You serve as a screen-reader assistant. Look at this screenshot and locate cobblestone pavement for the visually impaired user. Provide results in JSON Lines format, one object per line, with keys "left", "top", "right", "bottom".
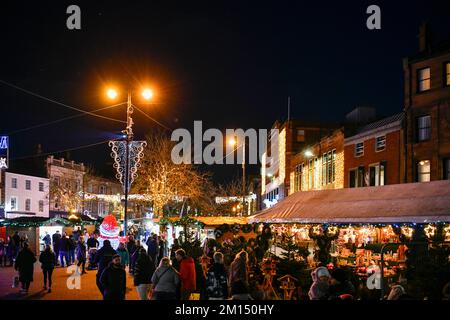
{"left": 0, "top": 262, "right": 139, "bottom": 300}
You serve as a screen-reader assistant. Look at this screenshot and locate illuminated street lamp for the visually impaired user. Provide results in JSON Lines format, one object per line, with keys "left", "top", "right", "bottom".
{"left": 107, "top": 87, "right": 152, "bottom": 236}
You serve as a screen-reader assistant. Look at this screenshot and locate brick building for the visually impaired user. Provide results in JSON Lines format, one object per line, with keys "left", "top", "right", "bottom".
{"left": 260, "top": 119, "right": 337, "bottom": 208}
{"left": 404, "top": 24, "right": 450, "bottom": 182}
{"left": 289, "top": 128, "right": 345, "bottom": 194}
{"left": 344, "top": 113, "right": 404, "bottom": 188}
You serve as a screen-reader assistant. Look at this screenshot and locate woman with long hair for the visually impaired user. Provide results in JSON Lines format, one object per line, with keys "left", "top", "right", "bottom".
{"left": 39, "top": 244, "right": 56, "bottom": 292}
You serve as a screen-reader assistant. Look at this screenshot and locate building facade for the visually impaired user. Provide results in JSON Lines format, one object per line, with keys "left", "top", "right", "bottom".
{"left": 83, "top": 175, "right": 122, "bottom": 218}
{"left": 46, "top": 156, "right": 85, "bottom": 215}
{"left": 344, "top": 113, "right": 404, "bottom": 188}
{"left": 261, "top": 119, "right": 338, "bottom": 208}
{"left": 404, "top": 25, "right": 450, "bottom": 183}
{"left": 289, "top": 128, "right": 345, "bottom": 195}
{"left": 4, "top": 172, "right": 49, "bottom": 219}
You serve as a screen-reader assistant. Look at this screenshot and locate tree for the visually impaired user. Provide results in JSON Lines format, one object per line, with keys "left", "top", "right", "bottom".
{"left": 133, "top": 132, "right": 215, "bottom": 218}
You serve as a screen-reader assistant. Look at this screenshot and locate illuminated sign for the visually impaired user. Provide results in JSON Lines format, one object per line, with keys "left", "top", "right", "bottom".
{"left": 0, "top": 136, "right": 8, "bottom": 169}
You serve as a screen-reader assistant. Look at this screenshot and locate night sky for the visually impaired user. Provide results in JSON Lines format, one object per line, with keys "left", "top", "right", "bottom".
{"left": 1, "top": 0, "right": 450, "bottom": 183}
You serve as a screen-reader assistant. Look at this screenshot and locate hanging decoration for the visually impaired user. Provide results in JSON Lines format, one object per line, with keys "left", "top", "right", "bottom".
{"left": 424, "top": 224, "right": 437, "bottom": 239}
{"left": 381, "top": 225, "right": 395, "bottom": 238}
{"left": 444, "top": 225, "right": 450, "bottom": 241}
{"left": 311, "top": 225, "right": 323, "bottom": 237}
{"left": 109, "top": 140, "right": 147, "bottom": 193}
{"left": 401, "top": 226, "right": 414, "bottom": 239}
{"left": 326, "top": 225, "right": 339, "bottom": 237}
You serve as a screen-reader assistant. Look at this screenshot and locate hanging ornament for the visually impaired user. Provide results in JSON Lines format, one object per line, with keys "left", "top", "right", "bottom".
{"left": 382, "top": 225, "right": 395, "bottom": 238}
{"left": 400, "top": 226, "right": 414, "bottom": 239}
{"left": 424, "top": 224, "right": 437, "bottom": 239}
{"left": 444, "top": 225, "right": 450, "bottom": 240}
{"left": 326, "top": 226, "right": 339, "bottom": 237}
{"left": 312, "top": 225, "right": 323, "bottom": 236}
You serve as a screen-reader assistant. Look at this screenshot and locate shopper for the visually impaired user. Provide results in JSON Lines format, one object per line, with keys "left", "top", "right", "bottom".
{"left": 39, "top": 244, "right": 56, "bottom": 292}
{"left": 12, "top": 231, "right": 21, "bottom": 258}
{"left": 0, "top": 238, "right": 6, "bottom": 267}
{"left": 133, "top": 248, "right": 155, "bottom": 300}
{"left": 14, "top": 243, "right": 36, "bottom": 293}
{"left": 52, "top": 231, "right": 61, "bottom": 266}
{"left": 146, "top": 234, "right": 159, "bottom": 267}
{"left": 130, "top": 240, "right": 143, "bottom": 275}
{"left": 151, "top": 257, "right": 180, "bottom": 300}
{"left": 68, "top": 235, "right": 76, "bottom": 265}
{"left": 228, "top": 250, "right": 249, "bottom": 286}
{"left": 175, "top": 249, "right": 196, "bottom": 300}
{"left": 308, "top": 266, "right": 331, "bottom": 300}
{"left": 205, "top": 252, "right": 228, "bottom": 300}
{"left": 99, "top": 254, "right": 126, "bottom": 300}
{"left": 94, "top": 240, "right": 117, "bottom": 294}
{"left": 328, "top": 268, "right": 356, "bottom": 300}
{"left": 58, "top": 233, "right": 70, "bottom": 267}
{"left": 76, "top": 238, "right": 87, "bottom": 274}
{"left": 229, "top": 280, "right": 253, "bottom": 300}
{"left": 116, "top": 242, "right": 130, "bottom": 270}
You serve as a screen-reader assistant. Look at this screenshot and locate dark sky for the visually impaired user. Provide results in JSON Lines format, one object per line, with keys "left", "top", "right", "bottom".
{"left": 1, "top": 0, "right": 450, "bottom": 183}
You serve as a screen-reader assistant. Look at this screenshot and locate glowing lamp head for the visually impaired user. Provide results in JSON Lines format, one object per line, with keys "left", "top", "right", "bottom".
{"left": 304, "top": 150, "right": 314, "bottom": 158}
{"left": 142, "top": 88, "right": 153, "bottom": 100}
{"left": 107, "top": 88, "right": 118, "bottom": 100}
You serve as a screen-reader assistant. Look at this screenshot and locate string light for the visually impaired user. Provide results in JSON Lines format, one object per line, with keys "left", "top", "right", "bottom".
{"left": 327, "top": 226, "right": 338, "bottom": 236}
{"left": 444, "top": 225, "right": 450, "bottom": 240}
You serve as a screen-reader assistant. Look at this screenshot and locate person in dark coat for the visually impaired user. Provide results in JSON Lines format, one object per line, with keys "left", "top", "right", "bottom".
{"left": 68, "top": 235, "right": 76, "bottom": 265}
{"left": 146, "top": 234, "right": 159, "bottom": 267}
{"left": 133, "top": 248, "right": 156, "bottom": 300}
{"left": 205, "top": 252, "right": 228, "bottom": 300}
{"left": 12, "top": 231, "right": 21, "bottom": 258}
{"left": 130, "top": 240, "right": 143, "bottom": 275}
{"left": 328, "top": 268, "right": 356, "bottom": 300}
{"left": 99, "top": 254, "right": 126, "bottom": 300}
{"left": 76, "top": 238, "right": 87, "bottom": 274}
{"left": 39, "top": 244, "right": 56, "bottom": 292}
{"left": 58, "top": 233, "right": 70, "bottom": 267}
{"left": 14, "top": 243, "right": 36, "bottom": 293}
{"left": 52, "top": 231, "right": 61, "bottom": 265}
{"left": 94, "top": 240, "right": 117, "bottom": 294}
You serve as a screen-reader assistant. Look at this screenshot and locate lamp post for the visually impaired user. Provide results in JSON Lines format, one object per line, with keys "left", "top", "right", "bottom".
{"left": 108, "top": 87, "right": 152, "bottom": 236}
{"left": 229, "top": 137, "right": 246, "bottom": 216}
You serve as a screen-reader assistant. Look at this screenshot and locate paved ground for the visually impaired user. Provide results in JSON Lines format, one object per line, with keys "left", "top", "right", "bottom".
{"left": 0, "top": 262, "right": 139, "bottom": 300}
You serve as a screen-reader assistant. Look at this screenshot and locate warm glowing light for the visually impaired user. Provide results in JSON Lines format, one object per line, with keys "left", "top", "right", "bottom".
{"left": 142, "top": 88, "right": 153, "bottom": 100}
{"left": 228, "top": 138, "right": 237, "bottom": 147}
{"left": 312, "top": 225, "right": 322, "bottom": 236}
{"left": 107, "top": 88, "right": 118, "bottom": 99}
{"left": 327, "top": 226, "right": 338, "bottom": 236}
{"left": 401, "top": 226, "right": 414, "bottom": 239}
{"left": 304, "top": 150, "right": 314, "bottom": 157}
{"left": 444, "top": 225, "right": 450, "bottom": 240}
{"left": 382, "top": 225, "right": 395, "bottom": 238}
{"left": 424, "top": 224, "right": 436, "bottom": 238}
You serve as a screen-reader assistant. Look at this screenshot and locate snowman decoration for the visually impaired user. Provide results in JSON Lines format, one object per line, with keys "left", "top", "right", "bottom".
{"left": 98, "top": 214, "right": 122, "bottom": 249}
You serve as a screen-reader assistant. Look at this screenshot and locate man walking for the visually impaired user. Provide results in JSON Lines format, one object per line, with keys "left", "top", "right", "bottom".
{"left": 99, "top": 254, "right": 126, "bottom": 300}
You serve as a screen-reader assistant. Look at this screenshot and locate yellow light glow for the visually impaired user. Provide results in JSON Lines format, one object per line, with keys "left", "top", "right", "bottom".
{"left": 107, "top": 88, "right": 118, "bottom": 99}
{"left": 142, "top": 88, "right": 153, "bottom": 100}
{"left": 228, "top": 138, "right": 237, "bottom": 147}
{"left": 424, "top": 224, "right": 436, "bottom": 238}
{"left": 401, "top": 226, "right": 414, "bottom": 239}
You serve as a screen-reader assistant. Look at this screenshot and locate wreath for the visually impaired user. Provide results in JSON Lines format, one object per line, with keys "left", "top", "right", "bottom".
{"left": 241, "top": 224, "right": 253, "bottom": 233}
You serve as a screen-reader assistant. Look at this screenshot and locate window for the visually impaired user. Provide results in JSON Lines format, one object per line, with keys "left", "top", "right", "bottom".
{"left": 39, "top": 182, "right": 44, "bottom": 192}
{"left": 375, "top": 136, "right": 386, "bottom": 152}
{"left": 369, "top": 162, "right": 386, "bottom": 186}
{"left": 322, "top": 150, "right": 336, "bottom": 185}
{"left": 99, "top": 202, "right": 105, "bottom": 216}
{"left": 445, "top": 63, "right": 450, "bottom": 86}
{"left": 88, "top": 184, "right": 93, "bottom": 193}
{"left": 39, "top": 200, "right": 44, "bottom": 212}
{"left": 349, "top": 167, "right": 365, "bottom": 188}
{"left": 308, "top": 159, "right": 313, "bottom": 190}
{"left": 54, "top": 177, "right": 60, "bottom": 186}
{"left": 25, "top": 180, "right": 31, "bottom": 190}
{"left": 296, "top": 129, "right": 305, "bottom": 142}
{"left": 25, "top": 199, "right": 31, "bottom": 211}
{"left": 99, "top": 185, "right": 107, "bottom": 194}
{"left": 10, "top": 197, "right": 17, "bottom": 210}
{"left": 444, "top": 158, "right": 450, "bottom": 180}
{"left": 11, "top": 178, "right": 17, "bottom": 188}
{"left": 294, "top": 164, "right": 304, "bottom": 192}
{"left": 355, "top": 142, "right": 364, "bottom": 157}
{"left": 417, "top": 67, "right": 431, "bottom": 92}
{"left": 417, "top": 115, "right": 431, "bottom": 142}
{"left": 314, "top": 157, "right": 320, "bottom": 189}
{"left": 417, "top": 160, "right": 431, "bottom": 182}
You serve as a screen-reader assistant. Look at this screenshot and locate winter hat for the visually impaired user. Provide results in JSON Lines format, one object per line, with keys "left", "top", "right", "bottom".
{"left": 316, "top": 267, "right": 331, "bottom": 279}
{"left": 112, "top": 254, "right": 120, "bottom": 260}
{"left": 331, "top": 268, "right": 347, "bottom": 283}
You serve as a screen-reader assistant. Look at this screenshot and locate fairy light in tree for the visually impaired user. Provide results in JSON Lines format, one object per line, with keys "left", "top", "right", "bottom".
{"left": 382, "top": 225, "right": 395, "bottom": 238}
{"left": 424, "top": 224, "right": 437, "bottom": 239}
{"left": 401, "top": 226, "right": 414, "bottom": 239}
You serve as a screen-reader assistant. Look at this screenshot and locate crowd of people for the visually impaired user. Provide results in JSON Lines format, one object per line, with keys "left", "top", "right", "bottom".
{"left": 3, "top": 229, "right": 449, "bottom": 300}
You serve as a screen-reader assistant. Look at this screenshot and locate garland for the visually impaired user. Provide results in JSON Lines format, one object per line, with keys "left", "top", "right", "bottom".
{"left": 173, "top": 216, "right": 205, "bottom": 229}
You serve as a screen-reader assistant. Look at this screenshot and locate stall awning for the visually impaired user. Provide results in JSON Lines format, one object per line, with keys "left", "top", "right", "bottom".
{"left": 153, "top": 216, "right": 249, "bottom": 226}
{"left": 249, "top": 180, "right": 450, "bottom": 224}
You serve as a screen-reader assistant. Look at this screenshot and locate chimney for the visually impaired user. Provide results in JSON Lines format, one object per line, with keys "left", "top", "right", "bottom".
{"left": 418, "top": 22, "right": 431, "bottom": 52}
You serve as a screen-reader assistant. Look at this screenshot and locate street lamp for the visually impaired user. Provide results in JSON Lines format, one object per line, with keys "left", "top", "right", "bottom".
{"left": 107, "top": 87, "right": 152, "bottom": 236}
{"left": 229, "top": 137, "right": 246, "bottom": 216}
